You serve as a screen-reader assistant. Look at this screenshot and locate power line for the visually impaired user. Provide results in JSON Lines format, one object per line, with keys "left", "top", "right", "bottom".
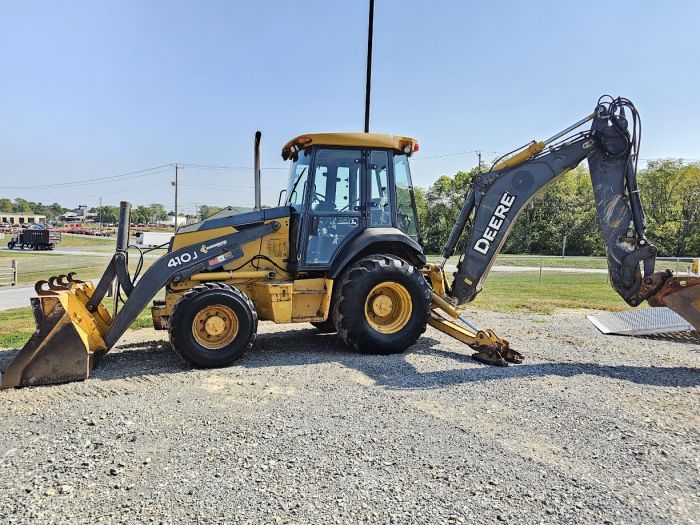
{"left": 179, "top": 183, "right": 255, "bottom": 192}
{"left": 181, "top": 164, "right": 286, "bottom": 171}
{"left": 0, "top": 164, "right": 173, "bottom": 190}
{"left": 412, "top": 150, "right": 505, "bottom": 161}
{"left": 72, "top": 182, "right": 170, "bottom": 200}
{"left": 179, "top": 179, "right": 255, "bottom": 190}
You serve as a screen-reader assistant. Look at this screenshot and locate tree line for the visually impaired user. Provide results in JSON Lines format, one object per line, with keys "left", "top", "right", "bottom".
{"left": 0, "top": 199, "right": 172, "bottom": 225}
{"left": 0, "top": 198, "right": 66, "bottom": 219}
{"left": 3, "top": 159, "right": 698, "bottom": 256}
{"left": 415, "top": 159, "right": 700, "bottom": 257}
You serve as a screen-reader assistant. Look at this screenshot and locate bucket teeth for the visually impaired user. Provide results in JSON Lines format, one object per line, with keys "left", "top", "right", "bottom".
{"left": 34, "top": 280, "right": 57, "bottom": 296}
{"left": 1, "top": 277, "right": 113, "bottom": 389}
{"left": 48, "top": 275, "right": 69, "bottom": 291}
{"left": 66, "top": 272, "right": 84, "bottom": 285}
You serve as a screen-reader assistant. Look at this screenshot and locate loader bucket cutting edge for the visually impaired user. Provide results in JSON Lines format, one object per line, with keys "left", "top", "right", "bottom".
{"left": 1, "top": 281, "right": 113, "bottom": 389}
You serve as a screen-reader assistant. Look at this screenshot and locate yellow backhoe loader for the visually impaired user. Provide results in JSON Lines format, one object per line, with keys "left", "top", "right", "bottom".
{"left": 2, "top": 95, "right": 699, "bottom": 388}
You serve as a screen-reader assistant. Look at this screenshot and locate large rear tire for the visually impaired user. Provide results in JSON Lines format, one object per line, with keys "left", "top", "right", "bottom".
{"left": 168, "top": 283, "right": 257, "bottom": 368}
{"left": 335, "top": 255, "right": 430, "bottom": 355}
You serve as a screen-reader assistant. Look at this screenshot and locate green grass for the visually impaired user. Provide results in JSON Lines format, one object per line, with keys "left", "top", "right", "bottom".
{"left": 58, "top": 234, "right": 116, "bottom": 248}
{"left": 469, "top": 272, "right": 629, "bottom": 314}
{"left": 0, "top": 307, "right": 38, "bottom": 348}
{"left": 0, "top": 298, "right": 155, "bottom": 349}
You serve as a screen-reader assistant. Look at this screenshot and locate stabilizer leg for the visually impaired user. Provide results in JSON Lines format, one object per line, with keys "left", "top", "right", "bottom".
{"left": 428, "top": 309, "right": 524, "bottom": 366}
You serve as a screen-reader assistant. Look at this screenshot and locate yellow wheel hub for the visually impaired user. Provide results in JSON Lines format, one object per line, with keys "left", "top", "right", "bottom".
{"left": 364, "top": 282, "right": 412, "bottom": 334}
{"left": 192, "top": 305, "right": 239, "bottom": 350}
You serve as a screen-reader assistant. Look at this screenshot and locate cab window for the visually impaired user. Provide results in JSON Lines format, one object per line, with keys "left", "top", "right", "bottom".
{"left": 286, "top": 148, "right": 312, "bottom": 208}
{"left": 369, "top": 150, "right": 390, "bottom": 226}
{"left": 305, "top": 148, "right": 363, "bottom": 265}
{"left": 393, "top": 153, "right": 420, "bottom": 242}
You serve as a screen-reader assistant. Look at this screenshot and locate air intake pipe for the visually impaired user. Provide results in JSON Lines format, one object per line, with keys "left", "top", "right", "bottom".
{"left": 254, "top": 131, "right": 262, "bottom": 211}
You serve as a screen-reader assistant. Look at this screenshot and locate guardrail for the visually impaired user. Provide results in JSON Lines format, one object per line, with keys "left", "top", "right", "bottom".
{"left": 0, "top": 259, "right": 17, "bottom": 286}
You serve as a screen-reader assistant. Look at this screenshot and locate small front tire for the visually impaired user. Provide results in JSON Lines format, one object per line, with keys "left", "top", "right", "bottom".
{"left": 168, "top": 283, "right": 257, "bottom": 368}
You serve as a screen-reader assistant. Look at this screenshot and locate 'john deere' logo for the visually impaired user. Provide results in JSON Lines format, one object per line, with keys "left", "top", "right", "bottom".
{"left": 473, "top": 192, "right": 516, "bottom": 255}
{"left": 200, "top": 244, "right": 209, "bottom": 254}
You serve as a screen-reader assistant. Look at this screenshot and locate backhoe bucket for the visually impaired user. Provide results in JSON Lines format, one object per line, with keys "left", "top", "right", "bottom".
{"left": 649, "top": 276, "right": 700, "bottom": 333}
{"left": 0, "top": 277, "right": 112, "bottom": 389}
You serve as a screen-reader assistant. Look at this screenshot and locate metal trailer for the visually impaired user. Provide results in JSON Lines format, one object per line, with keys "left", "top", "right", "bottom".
{"left": 7, "top": 229, "right": 61, "bottom": 250}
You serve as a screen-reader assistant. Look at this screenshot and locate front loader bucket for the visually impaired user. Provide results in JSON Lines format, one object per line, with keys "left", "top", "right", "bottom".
{"left": 649, "top": 276, "right": 700, "bottom": 333}
{"left": 1, "top": 279, "right": 112, "bottom": 389}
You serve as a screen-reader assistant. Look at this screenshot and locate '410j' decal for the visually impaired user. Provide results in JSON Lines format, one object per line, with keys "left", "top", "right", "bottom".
{"left": 167, "top": 251, "right": 199, "bottom": 268}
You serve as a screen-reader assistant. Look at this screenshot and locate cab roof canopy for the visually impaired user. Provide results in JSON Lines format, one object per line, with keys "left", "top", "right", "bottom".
{"left": 282, "top": 132, "right": 418, "bottom": 160}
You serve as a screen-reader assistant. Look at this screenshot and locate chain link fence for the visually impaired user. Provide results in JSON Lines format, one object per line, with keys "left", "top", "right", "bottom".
{"left": 2, "top": 252, "right": 698, "bottom": 287}
{"left": 489, "top": 255, "right": 699, "bottom": 282}
{"left": 0, "top": 253, "right": 154, "bottom": 285}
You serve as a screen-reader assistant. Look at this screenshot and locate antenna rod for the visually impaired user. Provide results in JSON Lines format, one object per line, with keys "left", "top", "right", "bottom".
{"left": 364, "top": 0, "right": 374, "bottom": 133}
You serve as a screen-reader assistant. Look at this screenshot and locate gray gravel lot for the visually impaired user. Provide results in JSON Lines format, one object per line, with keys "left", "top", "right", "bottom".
{"left": 0, "top": 309, "right": 698, "bottom": 524}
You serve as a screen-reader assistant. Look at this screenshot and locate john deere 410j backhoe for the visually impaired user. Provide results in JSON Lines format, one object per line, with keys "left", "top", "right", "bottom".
{"left": 2, "top": 95, "right": 699, "bottom": 388}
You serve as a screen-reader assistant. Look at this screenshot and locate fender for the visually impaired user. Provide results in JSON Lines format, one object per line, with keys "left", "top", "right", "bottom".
{"left": 329, "top": 227, "right": 425, "bottom": 278}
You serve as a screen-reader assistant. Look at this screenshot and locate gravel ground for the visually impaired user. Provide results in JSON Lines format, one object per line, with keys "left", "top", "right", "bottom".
{"left": 0, "top": 309, "right": 698, "bottom": 524}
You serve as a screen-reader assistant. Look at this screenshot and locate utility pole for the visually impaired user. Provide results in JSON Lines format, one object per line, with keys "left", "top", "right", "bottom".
{"left": 98, "top": 196, "right": 102, "bottom": 231}
{"left": 172, "top": 164, "right": 180, "bottom": 230}
{"left": 364, "top": 0, "right": 374, "bottom": 133}
{"left": 476, "top": 150, "right": 482, "bottom": 172}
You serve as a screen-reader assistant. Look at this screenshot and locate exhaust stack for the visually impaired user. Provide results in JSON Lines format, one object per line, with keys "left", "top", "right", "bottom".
{"left": 254, "top": 131, "right": 261, "bottom": 211}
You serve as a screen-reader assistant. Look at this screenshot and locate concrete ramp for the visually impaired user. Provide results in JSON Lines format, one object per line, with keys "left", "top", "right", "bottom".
{"left": 588, "top": 307, "right": 694, "bottom": 336}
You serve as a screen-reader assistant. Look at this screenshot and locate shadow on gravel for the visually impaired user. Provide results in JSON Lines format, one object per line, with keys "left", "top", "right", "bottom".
{"left": 92, "top": 340, "right": 183, "bottom": 380}
{"left": 406, "top": 347, "right": 700, "bottom": 389}
{"left": 640, "top": 331, "right": 700, "bottom": 348}
{"left": 248, "top": 329, "right": 700, "bottom": 390}
{"left": 4, "top": 326, "right": 698, "bottom": 390}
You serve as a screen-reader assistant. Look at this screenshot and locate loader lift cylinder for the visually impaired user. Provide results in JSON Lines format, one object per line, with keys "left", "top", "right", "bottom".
{"left": 113, "top": 201, "right": 131, "bottom": 318}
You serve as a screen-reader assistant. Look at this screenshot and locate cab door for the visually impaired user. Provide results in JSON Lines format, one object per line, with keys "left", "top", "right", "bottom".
{"left": 301, "top": 147, "right": 365, "bottom": 268}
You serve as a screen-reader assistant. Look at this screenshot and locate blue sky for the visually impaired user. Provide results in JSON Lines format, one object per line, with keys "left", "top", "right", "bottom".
{"left": 1, "top": 0, "right": 698, "bottom": 213}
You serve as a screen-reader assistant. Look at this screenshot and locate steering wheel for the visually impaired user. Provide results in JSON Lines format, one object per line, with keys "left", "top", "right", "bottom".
{"left": 313, "top": 192, "right": 326, "bottom": 203}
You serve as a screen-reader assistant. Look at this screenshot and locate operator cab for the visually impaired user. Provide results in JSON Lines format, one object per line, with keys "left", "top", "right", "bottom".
{"left": 281, "top": 133, "right": 421, "bottom": 271}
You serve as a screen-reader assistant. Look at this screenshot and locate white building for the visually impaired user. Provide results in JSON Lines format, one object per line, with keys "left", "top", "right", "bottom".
{"left": 0, "top": 213, "right": 46, "bottom": 225}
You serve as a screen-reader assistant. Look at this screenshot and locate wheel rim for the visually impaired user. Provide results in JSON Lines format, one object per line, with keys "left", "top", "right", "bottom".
{"left": 364, "top": 281, "right": 412, "bottom": 334}
{"left": 192, "top": 304, "right": 239, "bottom": 350}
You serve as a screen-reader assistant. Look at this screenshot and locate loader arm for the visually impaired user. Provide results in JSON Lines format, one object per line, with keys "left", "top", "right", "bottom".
{"left": 1, "top": 203, "right": 282, "bottom": 389}
{"left": 439, "top": 96, "right": 700, "bottom": 333}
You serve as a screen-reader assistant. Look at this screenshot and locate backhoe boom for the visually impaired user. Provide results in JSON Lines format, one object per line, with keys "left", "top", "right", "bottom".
{"left": 438, "top": 96, "right": 700, "bottom": 334}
